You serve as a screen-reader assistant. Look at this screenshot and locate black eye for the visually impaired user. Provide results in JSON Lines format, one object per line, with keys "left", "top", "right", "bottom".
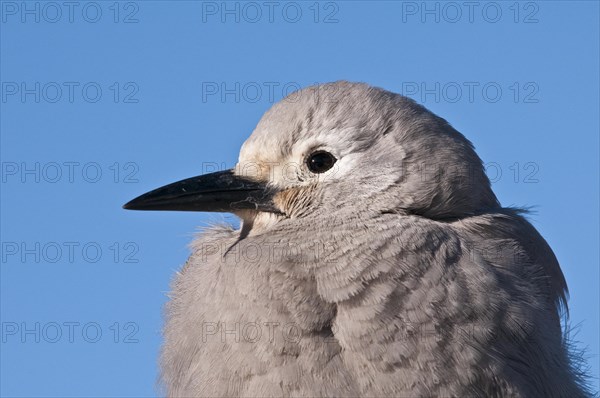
{"left": 306, "top": 151, "right": 337, "bottom": 174}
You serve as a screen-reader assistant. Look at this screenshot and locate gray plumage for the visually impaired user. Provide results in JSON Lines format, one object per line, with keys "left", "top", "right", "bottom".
{"left": 158, "top": 82, "right": 590, "bottom": 397}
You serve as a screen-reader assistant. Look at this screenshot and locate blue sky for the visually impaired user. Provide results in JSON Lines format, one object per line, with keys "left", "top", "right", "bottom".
{"left": 1, "top": 1, "right": 598, "bottom": 396}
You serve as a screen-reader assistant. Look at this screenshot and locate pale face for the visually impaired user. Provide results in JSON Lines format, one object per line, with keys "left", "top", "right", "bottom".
{"left": 233, "top": 112, "right": 408, "bottom": 229}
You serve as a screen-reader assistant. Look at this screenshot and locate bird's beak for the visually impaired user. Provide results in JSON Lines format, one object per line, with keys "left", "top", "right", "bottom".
{"left": 122, "top": 169, "right": 281, "bottom": 213}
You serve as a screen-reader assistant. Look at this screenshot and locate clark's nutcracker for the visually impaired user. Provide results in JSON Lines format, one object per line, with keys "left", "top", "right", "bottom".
{"left": 125, "top": 81, "right": 590, "bottom": 397}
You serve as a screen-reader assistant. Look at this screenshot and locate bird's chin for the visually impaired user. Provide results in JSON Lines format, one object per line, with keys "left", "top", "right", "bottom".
{"left": 235, "top": 209, "right": 288, "bottom": 237}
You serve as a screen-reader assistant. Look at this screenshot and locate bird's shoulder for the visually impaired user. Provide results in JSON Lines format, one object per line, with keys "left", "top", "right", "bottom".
{"left": 328, "top": 211, "right": 575, "bottom": 397}
{"left": 451, "top": 210, "right": 567, "bottom": 311}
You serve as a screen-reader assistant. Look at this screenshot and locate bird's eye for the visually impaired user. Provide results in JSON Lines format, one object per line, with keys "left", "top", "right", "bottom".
{"left": 306, "top": 151, "right": 337, "bottom": 174}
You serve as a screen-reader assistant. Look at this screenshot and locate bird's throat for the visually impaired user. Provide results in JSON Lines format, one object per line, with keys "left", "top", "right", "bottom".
{"left": 236, "top": 210, "right": 287, "bottom": 238}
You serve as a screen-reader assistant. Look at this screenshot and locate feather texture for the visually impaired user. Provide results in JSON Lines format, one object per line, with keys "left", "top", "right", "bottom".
{"left": 159, "top": 82, "right": 591, "bottom": 397}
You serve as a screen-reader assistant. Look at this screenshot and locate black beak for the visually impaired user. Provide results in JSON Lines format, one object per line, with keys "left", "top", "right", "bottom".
{"left": 123, "top": 169, "right": 280, "bottom": 213}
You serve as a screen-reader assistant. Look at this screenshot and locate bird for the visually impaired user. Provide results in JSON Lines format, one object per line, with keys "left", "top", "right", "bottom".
{"left": 124, "top": 81, "right": 591, "bottom": 397}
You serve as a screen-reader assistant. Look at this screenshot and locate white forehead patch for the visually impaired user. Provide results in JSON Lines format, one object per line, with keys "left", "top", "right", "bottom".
{"left": 236, "top": 126, "right": 364, "bottom": 187}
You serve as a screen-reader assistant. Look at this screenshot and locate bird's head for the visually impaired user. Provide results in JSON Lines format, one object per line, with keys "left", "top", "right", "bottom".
{"left": 124, "top": 81, "right": 499, "bottom": 231}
